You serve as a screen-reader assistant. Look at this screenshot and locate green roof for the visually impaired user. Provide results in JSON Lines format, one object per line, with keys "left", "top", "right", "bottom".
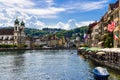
{"left": 21, "top": 20, "right": 25, "bottom": 26}
{"left": 15, "top": 18, "right": 19, "bottom": 24}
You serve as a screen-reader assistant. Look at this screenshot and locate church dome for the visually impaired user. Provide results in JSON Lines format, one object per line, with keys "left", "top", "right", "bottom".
{"left": 14, "top": 18, "right": 19, "bottom": 24}
{"left": 21, "top": 20, "right": 25, "bottom": 26}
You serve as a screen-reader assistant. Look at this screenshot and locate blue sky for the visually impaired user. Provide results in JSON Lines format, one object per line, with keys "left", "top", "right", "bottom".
{"left": 0, "top": 0, "right": 117, "bottom": 30}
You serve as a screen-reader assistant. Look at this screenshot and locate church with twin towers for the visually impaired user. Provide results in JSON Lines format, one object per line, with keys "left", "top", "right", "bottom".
{"left": 0, "top": 18, "right": 26, "bottom": 47}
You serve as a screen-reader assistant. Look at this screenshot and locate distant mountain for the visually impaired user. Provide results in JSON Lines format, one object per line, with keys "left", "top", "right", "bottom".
{"left": 0, "top": 26, "right": 88, "bottom": 39}
{"left": 55, "top": 26, "right": 88, "bottom": 40}
{"left": 0, "top": 27, "right": 49, "bottom": 37}
{"left": 25, "top": 28, "right": 48, "bottom": 37}
{"left": 42, "top": 28, "right": 63, "bottom": 34}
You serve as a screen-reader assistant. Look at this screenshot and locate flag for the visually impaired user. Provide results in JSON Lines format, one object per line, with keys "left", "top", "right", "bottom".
{"left": 108, "top": 22, "right": 116, "bottom": 32}
{"left": 111, "top": 22, "right": 115, "bottom": 30}
{"left": 108, "top": 24, "right": 112, "bottom": 32}
{"left": 83, "top": 34, "right": 87, "bottom": 40}
{"left": 83, "top": 34, "right": 86, "bottom": 38}
{"left": 114, "top": 34, "right": 119, "bottom": 40}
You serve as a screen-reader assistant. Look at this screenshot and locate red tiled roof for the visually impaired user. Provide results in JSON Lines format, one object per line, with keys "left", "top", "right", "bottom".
{"left": 88, "top": 22, "right": 98, "bottom": 28}
{"left": 0, "top": 28, "right": 14, "bottom": 35}
{"left": 87, "top": 22, "right": 98, "bottom": 34}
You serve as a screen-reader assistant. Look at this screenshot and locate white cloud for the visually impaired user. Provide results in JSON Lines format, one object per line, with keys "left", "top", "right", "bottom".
{"left": 46, "top": 0, "right": 53, "bottom": 3}
{"left": 80, "top": 0, "right": 108, "bottom": 11}
{"left": 34, "top": 21, "right": 46, "bottom": 29}
{"left": 42, "top": 19, "right": 93, "bottom": 30}
{"left": 67, "top": 19, "right": 77, "bottom": 29}
{"left": 76, "top": 21, "right": 95, "bottom": 27}
{"left": 30, "top": 20, "right": 75, "bottom": 30}
{"left": 50, "top": 22, "right": 69, "bottom": 30}
{"left": 45, "top": 0, "right": 54, "bottom": 6}
{"left": 0, "top": 0, "right": 106, "bottom": 29}
{"left": 0, "top": 0, "right": 34, "bottom": 8}
{"left": 56, "top": 22, "right": 69, "bottom": 29}
{"left": 21, "top": 7, "right": 65, "bottom": 16}
{"left": 21, "top": 18, "right": 95, "bottom": 30}
{"left": 0, "top": 0, "right": 65, "bottom": 17}
{"left": 62, "top": 0, "right": 108, "bottom": 11}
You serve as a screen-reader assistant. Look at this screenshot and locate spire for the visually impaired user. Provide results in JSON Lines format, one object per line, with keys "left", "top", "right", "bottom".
{"left": 14, "top": 18, "right": 19, "bottom": 24}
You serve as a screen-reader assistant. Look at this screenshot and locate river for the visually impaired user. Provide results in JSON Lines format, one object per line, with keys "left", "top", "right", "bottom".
{"left": 0, "top": 50, "right": 119, "bottom": 80}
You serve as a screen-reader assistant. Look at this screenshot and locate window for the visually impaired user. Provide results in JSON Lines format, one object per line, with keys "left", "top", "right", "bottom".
{"left": 116, "top": 21, "right": 119, "bottom": 26}
{"left": 8, "top": 36, "right": 10, "bottom": 39}
{"left": 6, "top": 37, "right": 8, "bottom": 40}
{"left": 114, "top": 11, "right": 119, "bottom": 19}
{"left": 15, "top": 26, "right": 17, "bottom": 30}
{"left": 14, "top": 36, "right": 17, "bottom": 39}
{"left": 5, "top": 41, "right": 7, "bottom": 44}
{"left": 95, "top": 29, "right": 98, "bottom": 32}
{"left": 3, "top": 36, "right": 7, "bottom": 40}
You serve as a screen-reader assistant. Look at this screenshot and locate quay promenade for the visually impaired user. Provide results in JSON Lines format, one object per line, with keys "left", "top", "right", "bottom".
{"left": 78, "top": 47, "right": 120, "bottom": 71}
{"left": 0, "top": 47, "right": 77, "bottom": 51}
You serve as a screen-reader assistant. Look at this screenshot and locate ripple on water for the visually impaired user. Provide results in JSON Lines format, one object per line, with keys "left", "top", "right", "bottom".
{"left": 0, "top": 50, "right": 119, "bottom": 80}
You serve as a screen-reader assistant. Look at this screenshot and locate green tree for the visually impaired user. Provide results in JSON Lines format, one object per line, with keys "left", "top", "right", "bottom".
{"left": 101, "top": 33, "right": 113, "bottom": 48}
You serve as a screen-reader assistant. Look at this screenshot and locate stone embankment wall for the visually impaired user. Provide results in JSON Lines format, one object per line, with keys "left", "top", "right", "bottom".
{"left": 78, "top": 48, "right": 120, "bottom": 71}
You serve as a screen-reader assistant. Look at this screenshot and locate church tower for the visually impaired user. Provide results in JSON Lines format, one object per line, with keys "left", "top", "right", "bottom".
{"left": 20, "top": 20, "right": 25, "bottom": 31}
{"left": 14, "top": 18, "right": 20, "bottom": 45}
{"left": 14, "top": 18, "right": 26, "bottom": 47}
{"left": 20, "top": 20, "right": 26, "bottom": 45}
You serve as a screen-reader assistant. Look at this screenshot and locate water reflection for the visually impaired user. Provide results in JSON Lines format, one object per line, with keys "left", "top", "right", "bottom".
{"left": 0, "top": 50, "right": 25, "bottom": 55}
{"left": 12, "top": 55, "right": 25, "bottom": 80}
{"left": 0, "top": 50, "right": 26, "bottom": 80}
{"left": 0, "top": 50, "right": 119, "bottom": 80}
{"left": 81, "top": 54, "right": 120, "bottom": 80}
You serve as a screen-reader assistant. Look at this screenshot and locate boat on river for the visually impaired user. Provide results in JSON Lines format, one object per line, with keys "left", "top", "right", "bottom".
{"left": 92, "top": 67, "right": 109, "bottom": 80}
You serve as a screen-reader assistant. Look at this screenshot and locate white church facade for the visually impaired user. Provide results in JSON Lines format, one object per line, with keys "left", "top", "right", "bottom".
{"left": 0, "top": 19, "right": 26, "bottom": 47}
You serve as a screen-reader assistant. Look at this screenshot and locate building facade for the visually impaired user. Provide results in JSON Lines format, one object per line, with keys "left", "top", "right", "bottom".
{"left": 87, "top": 22, "right": 98, "bottom": 47}
{"left": 91, "top": 24, "right": 99, "bottom": 47}
{"left": 87, "top": 0, "right": 120, "bottom": 48}
{"left": 0, "top": 18, "right": 26, "bottom": 47}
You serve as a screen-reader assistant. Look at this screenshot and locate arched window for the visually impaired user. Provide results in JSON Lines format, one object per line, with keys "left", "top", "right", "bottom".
{"left": 15, "top": 26, "right": 17, "bottom": 31}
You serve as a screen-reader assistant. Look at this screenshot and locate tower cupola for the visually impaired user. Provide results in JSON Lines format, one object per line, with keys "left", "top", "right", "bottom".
{"left": 14, "top": 18, "right": 19, "bottom": 24}
{"left": 21, "top": 20, "right": 25, "bottom": 26}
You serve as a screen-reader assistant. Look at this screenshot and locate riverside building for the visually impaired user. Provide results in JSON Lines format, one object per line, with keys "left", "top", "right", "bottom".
{"left": 0, "top": 18, "right": 26, "bottom": 47}
{"left": 87, "top": 0, "right": 120, "bottom": 48}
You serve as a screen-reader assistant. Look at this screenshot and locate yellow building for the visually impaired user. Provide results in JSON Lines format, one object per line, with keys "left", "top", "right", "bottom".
{"left": 58, "top": 37, "right": 67, "bottom": 47}
{"left": 47, "top": 35, "right": 59, "bottom": 47}
{"left": 110, "top": 1, "right": 120, "bottom": 48}
{"left": 107, "top": 0, "right": 120, "bottom": 47}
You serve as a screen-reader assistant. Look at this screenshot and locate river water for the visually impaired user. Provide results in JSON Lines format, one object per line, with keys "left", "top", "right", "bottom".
{"left": 0, "top": 50, "right": 119, "bottom": 80}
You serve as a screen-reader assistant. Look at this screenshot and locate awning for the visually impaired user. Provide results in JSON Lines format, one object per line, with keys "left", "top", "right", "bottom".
{"left": 96, "top": 52, "right": 106, "bottom": 55}
{"left": 98, "top": 41, "right": 103, "bottom": 45}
